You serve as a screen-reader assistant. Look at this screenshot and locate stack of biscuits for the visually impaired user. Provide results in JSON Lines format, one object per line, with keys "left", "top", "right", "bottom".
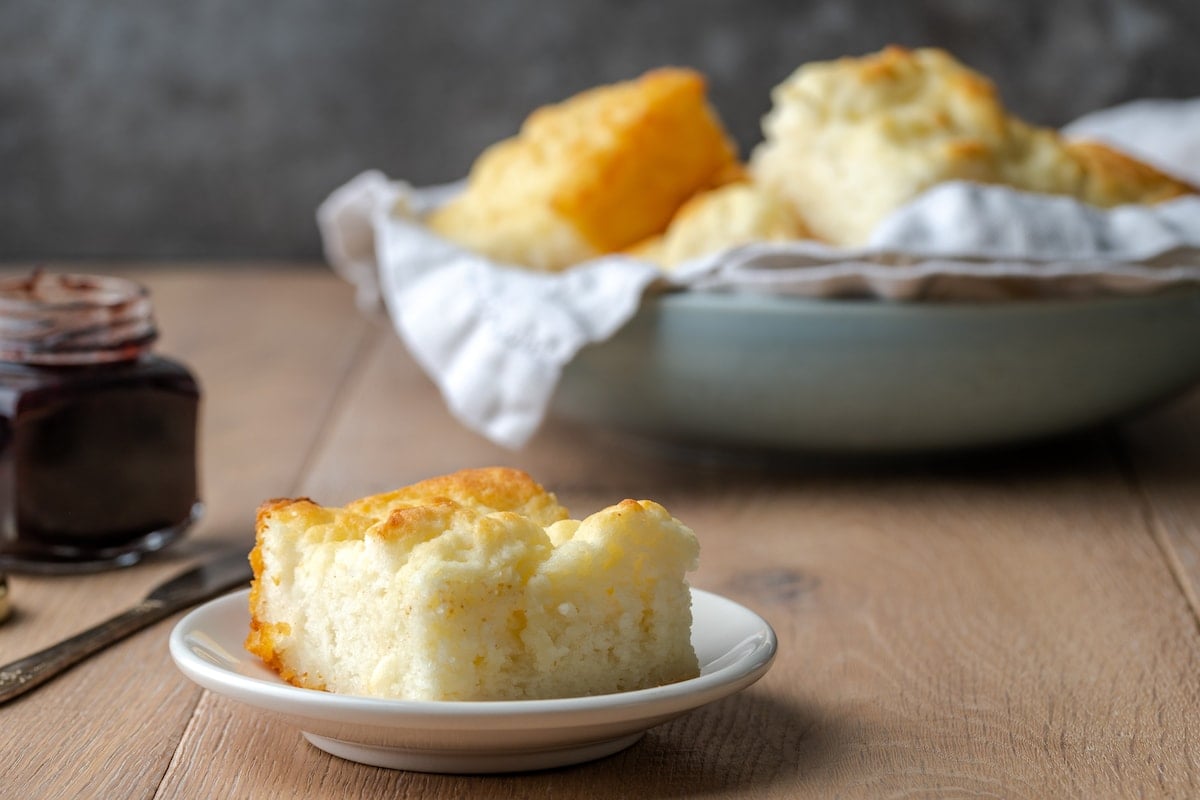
{"left": 428, "top": 46, "right": 1194, "bottom": 270}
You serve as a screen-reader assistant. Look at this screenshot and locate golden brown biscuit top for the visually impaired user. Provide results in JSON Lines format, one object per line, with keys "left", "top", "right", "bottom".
{"left": 344, "top": 466, "right": 569, "bottom": 526}
{"left": 1067, "top": 140, "right": 1196, "bottom": 207}
{"left": 769, "top": 46, "right": 1008, "bottom": 142}
{"left": 532, "top": 67, "right": 740, "bottom": 251}
{"left": 254, "top": 467, "right": 569, "bottom": 549}
{"left": 427, "top": 67, "right": 740, "bottom": 270}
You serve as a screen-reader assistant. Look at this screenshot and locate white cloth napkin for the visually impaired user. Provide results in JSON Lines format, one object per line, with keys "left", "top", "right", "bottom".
{"left": 319, "top": 98, "right": 1200, "bottom": 448}
{"left": 319, "top": 172, "right": 663, "bottom": 446}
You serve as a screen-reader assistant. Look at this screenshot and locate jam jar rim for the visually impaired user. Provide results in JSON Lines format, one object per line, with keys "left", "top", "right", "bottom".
{"left": 0, "top": 272, "right": 158, "bottom": 366}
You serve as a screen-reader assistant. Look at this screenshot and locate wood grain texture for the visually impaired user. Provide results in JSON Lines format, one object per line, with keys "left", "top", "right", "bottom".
{"left": 1118, "top": 391, "right": 1200, "bottom": 625}
{"left": 159, "top": 297, "right": 1200, "bottom": 799}
{"left": 0, "top": 265, "right": 370, "bottom": 799}
{"left": 8, "top": 266, "right": 1200, "bottom": 799}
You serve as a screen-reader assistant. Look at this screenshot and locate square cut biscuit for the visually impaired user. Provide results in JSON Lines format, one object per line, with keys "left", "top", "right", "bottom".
{"left": 427, "top": 68, "right": 740, "bottom": 271}
{"left": 246, "top": 467, "right": 701, "bottom": 701}
{"left": 751, "top": 46, "right": 1195, "bottom": 247}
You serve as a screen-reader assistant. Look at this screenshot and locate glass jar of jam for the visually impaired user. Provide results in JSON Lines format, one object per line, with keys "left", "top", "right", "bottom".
{"left": 0, "top": 272, "right": 201, "bottom": 573}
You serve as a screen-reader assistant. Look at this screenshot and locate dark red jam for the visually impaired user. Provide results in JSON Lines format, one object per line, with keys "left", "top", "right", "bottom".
{"left": 0, "top": 272, "right": 201, "bottom": 572}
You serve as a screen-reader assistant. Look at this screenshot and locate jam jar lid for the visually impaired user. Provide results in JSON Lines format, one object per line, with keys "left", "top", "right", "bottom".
{"left": 0, "top": 271, "right": 158, "bottom": 366}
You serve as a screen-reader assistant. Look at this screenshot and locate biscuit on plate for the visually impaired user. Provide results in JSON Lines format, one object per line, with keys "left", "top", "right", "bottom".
{"left": 427, "top": 68, "right": 740, "bottom": 271}
{"left": 246, "top": 467, "right": 700, "bottom": 701}
{"left": 751, "top": 46, "right": 1195, "bottom": 247}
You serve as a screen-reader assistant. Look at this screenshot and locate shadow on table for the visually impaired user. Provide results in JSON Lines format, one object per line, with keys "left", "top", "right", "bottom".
{"left": 432, "top": 692, "right": 844, "bottom": 796}
{"left": 610, "top": 421, "right": 1117, "bottom": 472}
{"left": 554, "top": 419, "right": 1138, "bottom": 496}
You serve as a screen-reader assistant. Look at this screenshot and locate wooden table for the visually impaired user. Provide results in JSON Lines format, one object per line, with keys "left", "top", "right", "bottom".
{"left": 3, "top": 264, "right": 1200, "bottom": 799}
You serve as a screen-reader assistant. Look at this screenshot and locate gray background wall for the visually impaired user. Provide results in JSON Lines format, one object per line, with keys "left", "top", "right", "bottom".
{"left": 3, "top": 0, "right": 1198, "bottom": 260}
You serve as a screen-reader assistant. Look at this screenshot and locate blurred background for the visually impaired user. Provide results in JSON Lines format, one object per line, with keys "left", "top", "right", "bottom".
{"left": 2, "top": 0, "right": 1198, "bottom": 261}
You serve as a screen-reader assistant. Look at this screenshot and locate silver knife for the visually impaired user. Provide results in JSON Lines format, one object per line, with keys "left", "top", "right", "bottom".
{"left": 0, "top": 550, "right": 252, "bottom": 705}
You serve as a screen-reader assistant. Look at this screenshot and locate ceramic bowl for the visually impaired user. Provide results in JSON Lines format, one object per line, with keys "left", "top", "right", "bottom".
{"left": 552, "top": 286, "right": 1200, "bottom": 452}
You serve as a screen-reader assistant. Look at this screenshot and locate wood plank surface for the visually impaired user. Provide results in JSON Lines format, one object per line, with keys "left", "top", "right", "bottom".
{"left": 6, "top": 265, "right": 1200, "bottom": 799}
{"left": 0, "top": 265, "right": 371, "bottom": 799}
{"left": 159, "top": 306, "right": 1200, "bottom": 798}
{"left": 1119, "top": 392, "right": 1200, "bottom": 623}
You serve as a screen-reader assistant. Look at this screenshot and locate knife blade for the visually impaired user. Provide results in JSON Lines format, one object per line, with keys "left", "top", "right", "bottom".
{"left": 0, "top": 550, "right": 253, "bottom": 705}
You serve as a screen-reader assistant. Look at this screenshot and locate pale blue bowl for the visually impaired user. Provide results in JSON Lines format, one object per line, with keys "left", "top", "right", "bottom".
{"left": 552, "top": 286, "right": 1200, "bottom": 453}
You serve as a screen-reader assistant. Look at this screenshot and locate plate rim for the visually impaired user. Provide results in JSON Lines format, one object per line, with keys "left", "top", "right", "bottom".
{"left": 169, "top": 586, "right": 778, "bottom": 730}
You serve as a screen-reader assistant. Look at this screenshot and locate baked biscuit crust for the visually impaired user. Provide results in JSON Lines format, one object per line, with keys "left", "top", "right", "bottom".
{"left": 246, "top": 467, "right": 700, "bottom": 700}
{"left": 427, "top": 68, "right": 740, "bottom": 271}
{"left": 751, "top": 46, "right": 1195, "bottom": 246}
{"left": 1067, "top": 140, "right": 1196, "bottom": 207}
{"left": 630, "top": 180, "right": 809, "bottom": 267}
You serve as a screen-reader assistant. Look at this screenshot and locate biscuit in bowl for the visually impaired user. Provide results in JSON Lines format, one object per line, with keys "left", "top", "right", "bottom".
{"left": 246, "top": 467, "right": 701, "bottom": 701}
{"left": 1066, "top": 139, "right": 1197, "bottom": 207}
{"left": 630, "top": 181, "right": 809, "bottom": 267}
{"left": 750, "top": 46, "right": 1194, "bottom": 247}
{"left": 427, "top": 68, "right": 740, "bottom": 271}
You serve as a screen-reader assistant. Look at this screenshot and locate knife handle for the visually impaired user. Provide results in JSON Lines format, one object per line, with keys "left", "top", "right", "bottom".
{"left": 0, "top": 598, "right": 168, "bottom": 705}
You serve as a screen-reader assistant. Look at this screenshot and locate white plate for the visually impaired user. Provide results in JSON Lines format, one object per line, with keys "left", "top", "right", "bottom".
{"left": 169, "top": 588, "right": 776, "bottom": 774}
{"left": 553, "top": 286, "right": 1200, "bottom": 453}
